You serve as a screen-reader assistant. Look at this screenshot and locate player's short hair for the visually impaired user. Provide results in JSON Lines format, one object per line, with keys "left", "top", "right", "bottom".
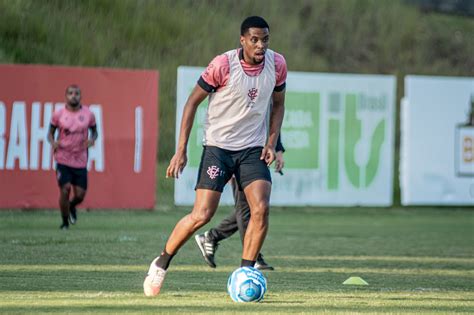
{"left": 65, "top": 84, "right": 81, "bottom": 95}
{"left": 240, "top": 16, "right": 270, "bottom": 35}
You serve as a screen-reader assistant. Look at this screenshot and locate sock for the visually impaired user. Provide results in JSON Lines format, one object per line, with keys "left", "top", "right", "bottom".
{"left": 62, "top": 215, "right": 69, "bottom": 225}
{"left": 155, "top": 250, "right": 175, "bottom": 270}
{"left": 241, "top": 259, "right": 256, "bottom": 267}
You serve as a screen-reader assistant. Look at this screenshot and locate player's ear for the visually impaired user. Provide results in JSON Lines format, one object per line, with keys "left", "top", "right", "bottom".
{"left": 240, "top": 36, "right": 245, "bottom": 47}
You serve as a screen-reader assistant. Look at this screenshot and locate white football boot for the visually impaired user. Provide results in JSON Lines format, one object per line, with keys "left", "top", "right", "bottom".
{"left": 143, "top": 257, "right": 167, "bottom": 297}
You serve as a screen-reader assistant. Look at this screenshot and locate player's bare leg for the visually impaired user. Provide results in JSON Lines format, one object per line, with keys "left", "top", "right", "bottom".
{"left": 69, "top": 186, "right": 86, "bottom": 224}
{"left": 166, "top": 189, "right": 221, "bottom": 253}
{"left": 241, "top": 180, "right": 271, "bottom": 263}
{"left": 144, "top": 189, "right": 221, "bottom": 297}
{"left": 58, "top": 183, "right": 72, "bottom": 230}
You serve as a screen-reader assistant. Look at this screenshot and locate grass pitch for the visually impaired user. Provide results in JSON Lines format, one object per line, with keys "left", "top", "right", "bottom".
{"left": 0, "top": 207, "right": 473, "bottom": 314}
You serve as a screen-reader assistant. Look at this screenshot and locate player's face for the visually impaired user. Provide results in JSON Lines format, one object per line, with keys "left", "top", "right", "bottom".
{"left": 240, "top": 27, "right": 270, "bottom": 65}
{"left": 66, "top": 87, "right": 81, "bottom": 107}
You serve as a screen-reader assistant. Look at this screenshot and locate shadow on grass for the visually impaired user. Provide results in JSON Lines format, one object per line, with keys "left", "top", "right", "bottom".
{"left": 1, "top": 268, "right": 472, "bottom": 293}
{"left": 0, "top": 304, "right": 472, "bottom": 314}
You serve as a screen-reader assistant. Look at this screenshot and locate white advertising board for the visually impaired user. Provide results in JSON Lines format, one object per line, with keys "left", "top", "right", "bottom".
{"left": 175, "top": 67, "right": 396, "bottom": 206}
{"left": 401, "top": 75, "right": 474, "bottom": 205}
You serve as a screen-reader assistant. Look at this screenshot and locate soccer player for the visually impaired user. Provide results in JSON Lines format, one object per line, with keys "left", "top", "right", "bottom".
{"left": 195, "top": 138, "right": 285, "bottom": 270}
{"left": 143, "top": 16, "right": 287, "bottom": 297}
{"left": 47, "top": 85, "right": 98, "bottom": 230}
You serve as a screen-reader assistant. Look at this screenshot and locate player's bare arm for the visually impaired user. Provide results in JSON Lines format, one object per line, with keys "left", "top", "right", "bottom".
{"left": 47, "top": 125, "right": 59, "bottom": 150}
{"left": 85, "top": 125, "right": 98, "bottom": 148}
{"left": 166, "top": 85, "right": 209, "bottom": 179}
{"left": 261, "top": 89, "right": 285, "bottom": 166}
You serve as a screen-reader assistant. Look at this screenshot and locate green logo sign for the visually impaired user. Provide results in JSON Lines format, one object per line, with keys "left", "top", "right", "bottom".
{"left": 282, "top": 92, "right": 320, "bottom": 169}
{"left": 188, "top": 99, "right": 208, "bottom": 168}
{"left": 283, "top": 91, "right": 387, "bottom": 190}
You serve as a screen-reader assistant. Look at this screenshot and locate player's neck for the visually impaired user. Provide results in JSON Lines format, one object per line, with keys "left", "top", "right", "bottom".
{"left": 239, "top": 48, "right": 263, "bottom": 66}
{"left": 66, "top": 104, "right": 82, "bottom": 112}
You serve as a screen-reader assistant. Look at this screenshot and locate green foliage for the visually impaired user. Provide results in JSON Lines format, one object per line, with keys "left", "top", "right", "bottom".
{"left": 0, "top": 0, "right": 473, "bottom": 160}
{"left": 0, "top": 207, "right": 473, "bottom": 313}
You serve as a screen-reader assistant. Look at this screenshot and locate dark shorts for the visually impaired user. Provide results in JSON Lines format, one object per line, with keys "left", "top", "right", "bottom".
{"left": 56, "top": 163, "right": 88, "bottom": 190}
{"left": 195, "top": 146, "right": 272, "bottom": 192}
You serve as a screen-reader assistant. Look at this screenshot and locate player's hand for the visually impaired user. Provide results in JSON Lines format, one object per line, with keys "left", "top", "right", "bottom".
{"left": 274, "top": 151, "right": 285, "bottom": 174}
{"left": 260, "top": 146, "right": 276, "bottom": 166}
{"left": 166, "top": 150, "right": 187, "bottom": 179}
{"left": 52, "top": 141, "right": 60, "bottom": 151}
{"left": 84, "top": 139, "right": 95, "bottom": 148}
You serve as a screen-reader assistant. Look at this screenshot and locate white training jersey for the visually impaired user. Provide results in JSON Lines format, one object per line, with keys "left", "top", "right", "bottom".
{"left": 202, "top": 49, "right": 276, "bottom": 150}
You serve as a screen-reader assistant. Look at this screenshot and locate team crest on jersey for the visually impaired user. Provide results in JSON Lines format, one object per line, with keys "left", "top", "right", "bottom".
{"left": 247, "top": 88, "right": 258, "bottom": 108}
{"left": 79, "top": 115, "right": 85, "bottom": 122}
{"left": 207, "top": 165, "right": 224, "bottom": 179}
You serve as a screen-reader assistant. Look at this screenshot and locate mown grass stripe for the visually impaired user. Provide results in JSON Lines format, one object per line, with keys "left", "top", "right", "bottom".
{"left": 271, "top": 255, "right": 474, "bottom": 264}
{"left": 1, "top": 264, "right": 472, "bottom": 277}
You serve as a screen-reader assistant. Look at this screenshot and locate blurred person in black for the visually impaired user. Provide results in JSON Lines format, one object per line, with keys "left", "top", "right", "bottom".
{"left": 195, "top": 136, "right": 285, "bottom": 270}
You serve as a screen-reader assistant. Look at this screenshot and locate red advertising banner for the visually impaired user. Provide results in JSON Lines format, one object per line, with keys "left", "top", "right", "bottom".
{"left": 0, "top": 64, "right": 158, "bottom": 209}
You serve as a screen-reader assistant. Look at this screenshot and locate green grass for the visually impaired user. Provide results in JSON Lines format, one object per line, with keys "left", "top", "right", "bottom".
{"left": 1, "top": 207, "right": 473, "bottom": 314}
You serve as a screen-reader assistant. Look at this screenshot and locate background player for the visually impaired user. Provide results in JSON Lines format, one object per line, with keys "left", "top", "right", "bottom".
{"left": 47, "top": 85, "right": 98, "bottom": 230}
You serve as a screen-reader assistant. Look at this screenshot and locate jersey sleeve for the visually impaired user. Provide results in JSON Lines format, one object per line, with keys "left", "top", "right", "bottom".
{"left": 198, "top": 54, "right": 230, "bottom": 93}
{"left": 50, "top": 109, "right": 61, "bottom": 127}
{"left": 274, "top": 52, "right": 287, "bottom": 92}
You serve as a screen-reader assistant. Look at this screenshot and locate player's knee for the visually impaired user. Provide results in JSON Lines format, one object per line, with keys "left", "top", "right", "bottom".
{"left": 250, "top": 202, "right": 269, "bottom": 222}
{"left": 60, "top": 184, "right": 72, "bottom": 196}
{"left": 75, "top": 191, "right": 86, "bottom": 202}
{"left": 190, "top": 207, "right": 214, "bottom": 226}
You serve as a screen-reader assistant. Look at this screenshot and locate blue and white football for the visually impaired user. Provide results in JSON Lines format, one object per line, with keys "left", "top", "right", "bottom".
{"left": 227, "top": 267, "right": 267, "bottom": 302}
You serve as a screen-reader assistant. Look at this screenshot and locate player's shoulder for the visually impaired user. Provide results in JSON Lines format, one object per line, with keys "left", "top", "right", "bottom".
{"left": 203, "top": 52, "right": 230, "bottom": 82}
{"left": 273, "top": 51, "right": 287, "bottom": 66}
{"left": 53, "top": 107, "right": 65, "bottom": 117}
{"left": 80, "top": 105, "right": 93, "bottom": 113}
{"left": 80, "top": 105, "right": 96, "bottom": 117}
{"left": 209, "top": 52, "right": 230, "bottom": 68}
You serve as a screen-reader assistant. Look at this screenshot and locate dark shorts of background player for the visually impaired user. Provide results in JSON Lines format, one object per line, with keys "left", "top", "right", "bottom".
{"left": 56, "top": 163, "right": 88, "bottom": 190}
{"left": 195, "top": 146, "right": 272, "bottom": 192}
